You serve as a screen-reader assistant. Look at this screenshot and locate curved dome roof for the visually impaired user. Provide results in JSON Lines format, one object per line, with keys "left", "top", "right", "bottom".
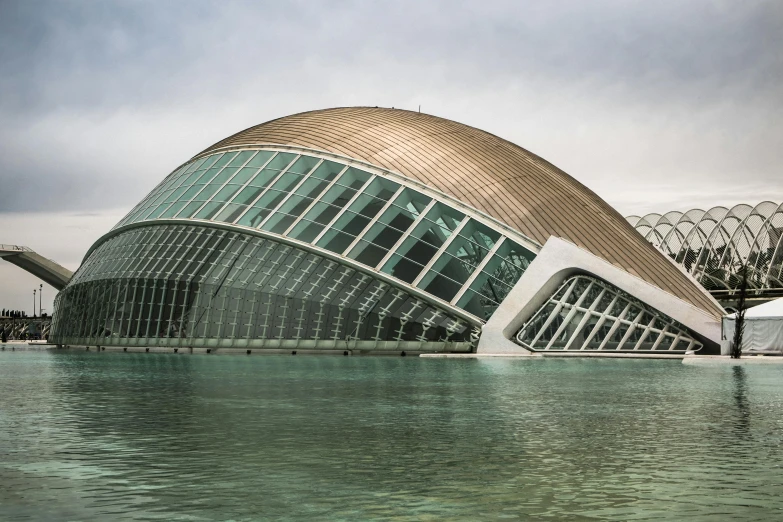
{"left": 198, "top": 106, "right": 721, "bottom": 316}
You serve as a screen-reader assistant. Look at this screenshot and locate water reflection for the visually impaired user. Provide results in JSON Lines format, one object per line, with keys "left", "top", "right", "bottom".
{"left": 733, "top": 365, "right": 751, "bottom": 435}
{"left": 1, "top": 352, "right": 782, "bottom": 520}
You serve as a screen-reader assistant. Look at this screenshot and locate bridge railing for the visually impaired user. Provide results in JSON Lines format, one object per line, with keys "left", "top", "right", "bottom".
{"left": 0, "top": 244, "right": 33, "bottom": 252}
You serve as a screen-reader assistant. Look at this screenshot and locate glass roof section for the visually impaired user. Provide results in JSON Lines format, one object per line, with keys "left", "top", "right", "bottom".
{"left": 114, "top": 148, "right": 539, "bottom": 321}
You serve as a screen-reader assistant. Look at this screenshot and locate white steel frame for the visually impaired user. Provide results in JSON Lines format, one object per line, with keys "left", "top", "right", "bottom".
{"left": 515, "top": 275, "right": 702, "bottom": 352}
{"left": 628, "top": 202, "right": 783, "bottom": 294}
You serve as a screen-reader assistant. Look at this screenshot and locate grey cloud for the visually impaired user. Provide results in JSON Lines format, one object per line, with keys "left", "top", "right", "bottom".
{"left": 0, "top": 1, "right": 780, "bottom": 217}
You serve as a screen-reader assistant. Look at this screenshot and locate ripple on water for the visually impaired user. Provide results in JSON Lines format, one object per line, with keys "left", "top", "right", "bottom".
{"left": 1, "top": 352, "right": 782, "bottom": 520}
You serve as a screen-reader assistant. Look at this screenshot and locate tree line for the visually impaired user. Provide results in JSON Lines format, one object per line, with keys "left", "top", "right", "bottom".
{"left": 1, "top": 309, "right": 30, "bottom": 318}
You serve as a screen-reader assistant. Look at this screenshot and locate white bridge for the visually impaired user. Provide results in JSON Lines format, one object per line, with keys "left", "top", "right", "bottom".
{"left": 0, "top": 244, "right": 73, "bottom": 290}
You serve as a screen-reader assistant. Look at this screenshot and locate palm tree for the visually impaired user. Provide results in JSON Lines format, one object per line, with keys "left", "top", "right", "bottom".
{"left": 731, "top": 264, "right": 749, "bottom": 359}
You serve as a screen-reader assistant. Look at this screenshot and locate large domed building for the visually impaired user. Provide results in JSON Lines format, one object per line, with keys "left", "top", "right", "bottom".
{"left": 48, "top": 107, "right": 725, "bottom": 354}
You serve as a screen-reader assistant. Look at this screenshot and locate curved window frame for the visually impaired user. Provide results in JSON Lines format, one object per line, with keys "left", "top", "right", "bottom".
{"left": 108, "top": 146, "right": 542, "bottom": 322}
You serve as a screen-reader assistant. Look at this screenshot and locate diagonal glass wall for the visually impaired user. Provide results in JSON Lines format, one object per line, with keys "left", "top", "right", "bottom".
{"left": 50, "top": 224, "right": 476, "bottom": 351}
{"left": 515, "top": 275, "right": 703, "bottom": 352}
{"left": 112, "top": 148, "right": 539, "bottom": 321}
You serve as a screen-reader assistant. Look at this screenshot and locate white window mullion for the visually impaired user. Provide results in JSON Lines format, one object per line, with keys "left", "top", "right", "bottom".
{"left": 189, "top": 150, "right": 266, "bottom": 219}
{"left": 341, "top": 185, "right": 406, "bottom": 256}
{"left": 450, "top": 237, "right": 506, "bottom": 306}
{"left": 232, "top": 154, "right": 302, "bottom": 225}
{"left": 579, "top": 294, "right": 619, "bottom": 350}
{"left": 597, "top": 302, "right": 632, "bottom": 350}
{"left": 156, "top": 153, "right": 231, "bottom": 218}
{"left": 311, "top": 175, "right": 378, "bottom": 245}
{"left": 411, "top": 216, "right": 470, "bottom": 287}
{"left": 563, "top": 285, "right": 606, "bottom": 350}
{"left": 614, "top": 308, "right": 645, "bottom": 350}
{"left": 255, "top": 159, "right": 324, "bottom": 230}
{"left": 668, "top": 331, "right": 684, "bottom": 351}
{"left": 544, "top": 281, "right": 595, "bottom": 350}
{"left": 375, "top": 199, "right": 437, "bottom": 269}
{"left": 649, "top": 324, "right": 670, "bottom": 351}
{"left": 282, "top": 165, "right": 349, "bottom": 236}
{"left": 204, "top": 150, "right": 278, "bottom": 221}
{"left": 632, "top": 315, "right": 658, "bottom": 350}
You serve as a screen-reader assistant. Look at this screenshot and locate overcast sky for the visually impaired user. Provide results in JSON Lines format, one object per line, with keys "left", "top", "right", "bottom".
{"left": 1, "top": 0, "right": 781, "bottom": 313}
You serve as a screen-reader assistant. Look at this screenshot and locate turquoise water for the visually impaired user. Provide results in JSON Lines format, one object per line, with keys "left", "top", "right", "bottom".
{"left": 1, "top": 351, "right": 782, "bottom": 520}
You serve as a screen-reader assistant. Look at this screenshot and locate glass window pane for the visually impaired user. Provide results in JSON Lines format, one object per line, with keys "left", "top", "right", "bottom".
{"left": 300, "top": 200, "right": 344, "bottom": 227}
{"left": 286, "top": 155, "right": 320, "bottom": 175}
{"left": 165, "top": 186, "right": 190, "bottom": 203}
{"left": 176, "top": 201, "right": 205, "bottom": 219}
{"left": 417, "top": 254, "right": 475, "bottom": 300}
{"left": 247, "top": 168, "right": 282, "bottom": 189}
{"left": 481, "top": 240, "right": 535, "bottom": 288}
{"left": 183, "top": 156, "right": 208, "bottom": 174}
{"left": 193, "top": 183, "right": 224, "bottom": 202}
{"left": 456, "top": 289, "right": 499, "bottom": 320}
{"left": 289, "top": 177, "right": 331, "bottom": 200}
{"left": 231, "top": 167, "right": 261, "bottom": 186}
{"left": 390, "top": 189, "right": 431, "bottom": 218}
{"left": 179, "top": 185, "right": 203, "bottom": 201}
{"left": 250, "top": 189, "right": 287, "bottom": 214}
{"left": 228, "top": 150, "right": 255, "bottom": 167}
{"left": 237, "top": 207, "right": 269, "bottom": 228}
{"left": 419, "top": 270, "right": 463, "bottom": 302}
{"left": 180, "top": 168, "right": 207, "bottom": 186}
{"left": 215, "top": 203, "right": 247, "bottom": 224}
{"left": 160, "top": 201, "right": 188, "bottom": 219}
{"left": 193, "top": 168, "right": 220, "bottom": 185}
{"left": 316, "top": 209, "right": 372, "bottom": 253}
{"left": 199, "top": 154, "right": 222, "bottom": 171}
{"left": 267, "top": 171, "right": 305, "bottom": 194}
{"left": 287, "top": 219, "right": 324, "bottom": 243}
{"left": 263, "top": 213, "right": 298, "bottom": 235}
{"left": 262, "top": 152, "right": 296, "bottom": 172}
{"left": 381, "top": 253, "right": 426, "bottom": 284}
{"left": 209, "top": 167, "right": 239, "bottom": 185}
{"left": 460, "top": 220, "right": 501, "bottom": 251}
{"left": 231, "top": 186, "right": 264, "bottom": 205}
{"left": 337, "top": 167, "right": 371, "bottom": 189}
{"left": 245, "top": 150, "right": 276, "bottom": 168}
{"left": 310, "top": 160, "right": 344, "bottom": 181}
{"left": 272, "top": 194, "right": 315, "bottom": 220}
{"left": 348, "top": 240, "right": 388, "bottom": 267}
{"left": 211, "top": 184, "right": 241, "bottom": 203}
{"left": 146, "top": 204, "right": 170, "bottom": 220}
{"left": 194, "top": 201, "right": 223, "bottom": 221}
{"left": 211, "top": 151, "right": 238, "bottom": 169}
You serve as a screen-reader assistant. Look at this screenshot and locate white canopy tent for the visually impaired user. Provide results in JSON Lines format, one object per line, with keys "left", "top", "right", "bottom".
{"left": 723, "top": 298, "right": 783, "bottom": 353}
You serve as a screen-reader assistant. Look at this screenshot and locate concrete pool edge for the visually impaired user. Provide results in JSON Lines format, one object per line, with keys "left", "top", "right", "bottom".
{"left": 4, "top": 344, "right": 782, "bottom": 363}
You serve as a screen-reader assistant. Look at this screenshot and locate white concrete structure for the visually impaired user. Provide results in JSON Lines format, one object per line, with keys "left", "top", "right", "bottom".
{"left": 478, "top": 237, "right": 722, "bottom": 354}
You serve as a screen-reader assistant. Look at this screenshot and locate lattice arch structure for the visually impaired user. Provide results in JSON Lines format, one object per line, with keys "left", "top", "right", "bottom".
{"left": 627, "top": 202, "right": 783, "bottom": 297}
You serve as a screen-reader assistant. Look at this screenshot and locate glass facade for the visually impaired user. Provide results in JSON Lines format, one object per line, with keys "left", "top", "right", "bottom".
{"left": 114, "top": 147, "right": 538, "bottom": 321}
{"left": 515, "top": 275, "right": 703, "bottom": 352}
{"left": 49, "top": 224, "right": 475, "bottom": 351}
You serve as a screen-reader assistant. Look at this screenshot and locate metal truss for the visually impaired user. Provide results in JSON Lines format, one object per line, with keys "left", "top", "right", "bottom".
{"left": 628, "top": 202, "right": 783, "bottom": 296}
{"left": 515, "top": 275, "right": 703, "bottom": 353}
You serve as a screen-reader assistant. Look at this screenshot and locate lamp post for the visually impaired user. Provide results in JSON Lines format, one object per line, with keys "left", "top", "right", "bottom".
{"left": 39, "top": 284, "right": 43, "bottom": 340}
{"left": 33, "top": 289, "right": 36, "bottom": 318}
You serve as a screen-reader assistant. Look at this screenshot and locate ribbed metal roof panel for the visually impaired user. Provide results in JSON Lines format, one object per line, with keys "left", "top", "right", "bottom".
{"left": 198, "top": 107, "right": 722, "bottom": 317}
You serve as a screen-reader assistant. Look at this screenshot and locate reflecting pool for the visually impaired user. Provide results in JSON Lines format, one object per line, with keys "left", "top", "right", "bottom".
{"left": 1, "top": 351, "right": 782, "bottom": 520}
